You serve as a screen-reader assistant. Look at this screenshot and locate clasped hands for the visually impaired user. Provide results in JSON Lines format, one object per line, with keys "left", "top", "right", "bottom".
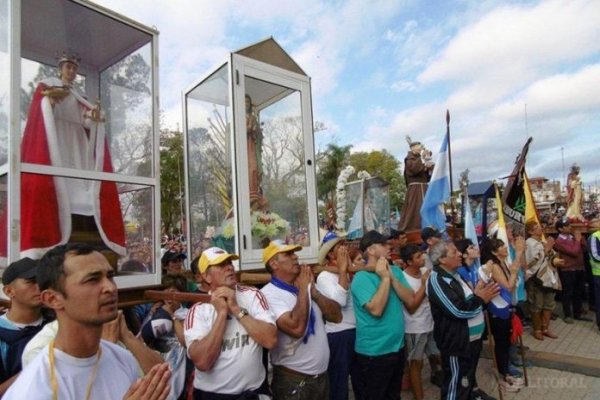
{"left": 211, "top": 286, "right": 243, "bottom": 316}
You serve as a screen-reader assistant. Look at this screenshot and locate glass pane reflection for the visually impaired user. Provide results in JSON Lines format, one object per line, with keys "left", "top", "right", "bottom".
{"left": 186, "top": 65, "right": 234, "bottom": 258}
{"left": 0, "top": 0, "right": 8, "bottom": 166}
{"left": 16, "top": 173, "right": 154, "bottom": 274}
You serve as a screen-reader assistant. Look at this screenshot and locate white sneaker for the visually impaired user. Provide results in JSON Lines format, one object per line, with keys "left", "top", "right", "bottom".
{"left": 506, "top": 374, "right": 525, "bottom": 388}
{"left": 499, "top": 378, "right": 520, "bottom": 392}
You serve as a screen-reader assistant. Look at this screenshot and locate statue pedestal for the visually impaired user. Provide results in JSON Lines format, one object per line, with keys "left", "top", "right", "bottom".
{"left": 70, "top": 215, "right": 119, "bottom": 268}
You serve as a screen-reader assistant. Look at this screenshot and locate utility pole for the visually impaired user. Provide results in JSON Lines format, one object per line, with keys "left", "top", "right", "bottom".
{"left": 561, "top": 147, "right": 565, "bottom": 191}
{"left": 524, "top": 104, "right": 529, "bottom": 139}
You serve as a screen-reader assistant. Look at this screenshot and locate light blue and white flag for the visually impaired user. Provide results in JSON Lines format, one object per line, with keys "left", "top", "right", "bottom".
{"left": 463, "top": 194, "right": 481, "bottom": 271}
{"left": 420, "top": 133, "right": 450, "bottom": 231}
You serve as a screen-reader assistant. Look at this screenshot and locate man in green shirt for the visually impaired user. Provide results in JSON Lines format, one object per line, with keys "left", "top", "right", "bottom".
{"left": 351, "top": 231, "right": 416, "bottom": 400}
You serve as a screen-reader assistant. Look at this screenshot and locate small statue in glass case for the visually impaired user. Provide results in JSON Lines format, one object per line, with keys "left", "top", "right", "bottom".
{"left": 245, "top": 94, "right": 268, "bottom": 211}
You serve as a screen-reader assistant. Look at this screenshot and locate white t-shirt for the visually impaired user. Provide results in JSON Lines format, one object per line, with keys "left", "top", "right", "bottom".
{"left": 316, "top": 271, "right": 355, "bottom": 333}
{"left": 401, "top": 271, "right": 434, "bottom": 334}
{"left": 22, "top": 320, "right": 59, "bottom": 368}
{"left": 5, "top": 340, "right": 138, "bottom": 400}
{"left": 423, "top": 252, "right": 434, "bottom": 270}
{"left": 184, "top": 285, "right": 276, "bottom": 394}
{"left": 260, "top": 282, "right": 329, "bottom": 375}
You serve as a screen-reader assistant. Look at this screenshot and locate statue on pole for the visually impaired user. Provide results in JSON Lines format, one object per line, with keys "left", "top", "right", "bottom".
{"left": 566, "top": 164, "right": 584, "bottom": 221}
{"left": 398, "top": 136, "right": 434, "bottom": 232}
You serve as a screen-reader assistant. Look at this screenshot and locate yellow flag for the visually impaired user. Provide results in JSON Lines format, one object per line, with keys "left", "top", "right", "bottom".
{"left": 494, "top": 182, "right": 513, "bottom": 264}
{"left": 494, "top": 183, "right": 507, "bottom": 229}
{"left": 523, "top": 172, "right": 539, "bottom": 225}
{"left": 523, "top": 171, "right": 545, "bottom": 240}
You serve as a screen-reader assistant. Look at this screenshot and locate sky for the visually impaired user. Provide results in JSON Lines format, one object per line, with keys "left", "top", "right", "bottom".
{"left": 95, "top": 0, "right": 600, "bottom": 190}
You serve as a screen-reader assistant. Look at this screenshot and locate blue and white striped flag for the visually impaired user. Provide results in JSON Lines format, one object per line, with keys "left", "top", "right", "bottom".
{"left": 463, "top": 194, "right": 481, "bottom": 272}
{"left": 420, "top": 133, "right": 450, "bottom": 231}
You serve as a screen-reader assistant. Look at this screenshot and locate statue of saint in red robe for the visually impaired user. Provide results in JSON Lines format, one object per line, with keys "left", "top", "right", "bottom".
{"left": 0, "top": 54, "right": 125, "bottom": 259}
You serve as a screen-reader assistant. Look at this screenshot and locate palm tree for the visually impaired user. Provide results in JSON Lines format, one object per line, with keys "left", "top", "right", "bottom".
{"left": 317, "top": 143, "right": 353, "bottom": 204}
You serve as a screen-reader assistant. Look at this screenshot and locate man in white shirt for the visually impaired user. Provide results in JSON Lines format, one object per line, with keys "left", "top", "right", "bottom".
{"left": 261, "top": 241, "right": 341, "bottom": 400}
{"left": 3, "top": 243, "right": 171, "bottom": 400}
{"left": 184, "top": 247, "right": 277, "bottom": 400}
{"left": 316, "top": 231, "right": 360, "bottom": 400}
{"left": 399, "top": 244, "right": 441, "bottom": 400}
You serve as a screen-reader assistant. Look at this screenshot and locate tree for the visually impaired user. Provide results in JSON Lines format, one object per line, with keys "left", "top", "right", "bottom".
{"left": 20, "top": 62, "right": 58, "bottom": 121}
{"left": 348, "top": 149, "right": 406, "bottom": 210}
{"left": 316, "top": 143, "right": 353, "bottom": 204}
{"left": 160, "top": 130, "right": 185, "bottom": 234}
{"left": 100, "top": 52, "right": 152, "bottom": 177}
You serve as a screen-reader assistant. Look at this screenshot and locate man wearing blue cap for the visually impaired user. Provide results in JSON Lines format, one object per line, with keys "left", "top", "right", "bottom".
{"left": 0, "top": 258, "right": 48, "bottom": 395}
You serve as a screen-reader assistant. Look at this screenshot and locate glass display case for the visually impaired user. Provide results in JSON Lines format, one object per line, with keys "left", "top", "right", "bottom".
{"left": 465, "top": 181, "right": 495, "bottom": 239}
{"left": 345, "top": 177, "right": 390, "bottom": 239}
{"left": 0, "top": 0, "right": 160, "bottom": 288}
{"left": 183, "top": 38, "right": 319, "bottom": 269}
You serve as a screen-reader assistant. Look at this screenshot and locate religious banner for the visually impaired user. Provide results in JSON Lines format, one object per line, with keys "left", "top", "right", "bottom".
{"left": 502, "top": 137, "right": 532, "bottom": 225}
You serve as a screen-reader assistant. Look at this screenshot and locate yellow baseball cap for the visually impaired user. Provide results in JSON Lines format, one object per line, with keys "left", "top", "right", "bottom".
{"left": 262, "top": 240, "right": 302, "bottom": 264}
{"left": 199, "top": 247, "right": 239, "bottom": 273}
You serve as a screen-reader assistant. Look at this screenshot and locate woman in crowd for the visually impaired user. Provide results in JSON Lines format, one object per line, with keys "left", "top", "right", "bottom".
{"left": 481, "top": 238, "right": 526, "bottom": 393}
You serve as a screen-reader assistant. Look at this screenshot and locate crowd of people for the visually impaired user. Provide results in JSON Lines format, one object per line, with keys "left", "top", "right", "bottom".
{"left": 0, "top": 219, "right": 599, "bottom": 400}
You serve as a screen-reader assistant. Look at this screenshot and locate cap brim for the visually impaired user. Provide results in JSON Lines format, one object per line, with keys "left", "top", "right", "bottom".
{"left": 206, "top": 254, "right": 239, "bottom": 269}
{"left": 318, "top": 237, "right": 343, "bottom": 265}
{"left": 21, "top": 267, "right": 38, "bottom": 280}
{"left": 272, "top": 244, "right": 303, "bottom": 261}
{"left": 162, "top": 253, "right": 187, "bottom": 263}
{"left": 280, "top": 244, "right": 302, "bottom": 254}
{"left": 5, "top": 266, "right": 38, "bottom": 284}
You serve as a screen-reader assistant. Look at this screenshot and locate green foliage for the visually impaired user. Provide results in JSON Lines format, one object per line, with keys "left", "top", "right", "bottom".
{"left": 348, "top": 149, "right": 406, "bottom": 210}
{"left": 316, "top": 143, "right": 353, "bottom": 203}
{"left": 160, "top": 131, "right": 185, "bottom": 233}
{"left": 20, "top": 62, "right": 57, "bottom": 120}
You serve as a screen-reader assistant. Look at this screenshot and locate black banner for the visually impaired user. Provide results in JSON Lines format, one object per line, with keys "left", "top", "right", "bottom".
{"left": 502, "top": 137, "right": 533, "bottom": 225}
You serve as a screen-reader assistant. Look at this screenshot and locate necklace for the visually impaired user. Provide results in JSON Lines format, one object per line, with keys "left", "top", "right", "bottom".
{"left": 49, "top": 340, "right": 102, "bottom": 400}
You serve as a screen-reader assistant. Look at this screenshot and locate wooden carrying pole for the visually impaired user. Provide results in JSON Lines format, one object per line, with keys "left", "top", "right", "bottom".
{"left": 517, "top": 334, "right": 529, "bottom": 386}
{"left": 484, "top": 311, "right": 504, "bottom": 400}
{"left": 446, "top": 110, "right": 457, "bottom": 226}
{"left": 144, "top": 290, "right": 211, "bottom": 304}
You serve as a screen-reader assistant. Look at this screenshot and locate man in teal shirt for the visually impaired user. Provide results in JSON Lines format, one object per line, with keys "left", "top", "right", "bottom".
{"left": 351, "top": 231, "right": 416, "bottom": 400}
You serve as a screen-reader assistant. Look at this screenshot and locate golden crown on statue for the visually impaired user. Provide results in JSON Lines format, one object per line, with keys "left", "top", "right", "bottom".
{"left": 57, "top": 51, "right": 81, "bottom": 67}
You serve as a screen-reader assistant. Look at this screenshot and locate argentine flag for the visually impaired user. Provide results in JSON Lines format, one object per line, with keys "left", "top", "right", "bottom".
{"left": 420, "top": 133, "right": 450, "bottom": 231}
{"left": 464, "top": 195, "right": 481, "bottom": 272}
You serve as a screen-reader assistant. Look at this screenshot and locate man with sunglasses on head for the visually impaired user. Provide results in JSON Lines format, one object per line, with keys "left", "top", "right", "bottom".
{"left": 184, "top": 247, "right": 277, "bottom": 400}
